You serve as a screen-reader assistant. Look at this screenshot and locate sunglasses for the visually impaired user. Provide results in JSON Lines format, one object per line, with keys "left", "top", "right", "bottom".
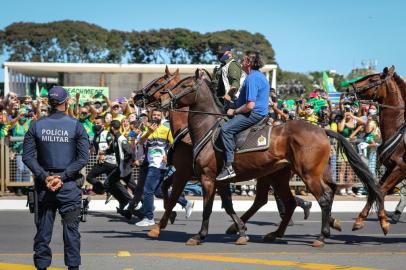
{"left": 305, "top": 106, "right": 314, "bottom": 109}
{"left": 112, "top": 105, "right": 120, "bottom": 109}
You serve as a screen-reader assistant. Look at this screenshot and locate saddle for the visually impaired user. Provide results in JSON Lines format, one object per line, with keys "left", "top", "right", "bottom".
{"left": 212, "top": 116, "right": 272, "bottom": 154}
{"left": 191, "top": 116, "right": 272, "bottom": 174}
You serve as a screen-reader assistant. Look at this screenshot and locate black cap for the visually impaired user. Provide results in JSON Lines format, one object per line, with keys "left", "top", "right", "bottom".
{"left": 218, "top": 45, "right": 232, "bottom": 55}
{"left": 48, "top": 86, "right": 69, "bottom": 105}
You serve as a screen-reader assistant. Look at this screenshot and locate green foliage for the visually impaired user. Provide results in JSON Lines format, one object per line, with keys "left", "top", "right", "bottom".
{"left": 0, "top": 30, "right": 4, "bottom": 55}
{"left": 277, "top": 70, "right": 313, "bottom": 93}
{"left": 1, "top": 21, "right": 276, "bottom": 65}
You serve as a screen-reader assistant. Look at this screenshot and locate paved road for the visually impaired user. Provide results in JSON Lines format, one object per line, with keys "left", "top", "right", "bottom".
{"left": 0, "top": 210, "right": 404, "bottom": 270}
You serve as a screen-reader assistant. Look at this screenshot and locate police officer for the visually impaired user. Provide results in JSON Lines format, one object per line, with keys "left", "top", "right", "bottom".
{"left": 23, "top": 86, "right": 90, "bottom": 270}
{"left": 211, "top": 45, "right": 245, "bottom": 107}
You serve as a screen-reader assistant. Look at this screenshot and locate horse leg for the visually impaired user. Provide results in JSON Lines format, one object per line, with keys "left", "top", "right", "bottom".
{"left": 225, "top": 174, "right": 274, "bottom": 235}
{"left": 161, "top": 176, "right": 172, "bottom": 210}
{"left": 148, "top": 169, "right": 190, "bottom": 238}
{"left": 375, "top": 166, "right": 405, "bottom": 235}
{"left": 263, "top": 169, "right": 296, "bottom": 243}
{"left": 186, "top": 176, "right": 215, "bottom": 246}
{"left": 352, "top": 166, "right": 394, "bottom": 232}
{"left": 217, "top": 184, "right": 249, "bottom": 245}
{"left": 297, "top": 168, "right": 334, "bottom": 248}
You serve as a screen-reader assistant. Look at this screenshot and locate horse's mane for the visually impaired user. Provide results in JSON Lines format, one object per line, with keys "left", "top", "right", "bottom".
{"left": 170, "top": 74, "right": 225, "bottom": 113}
{"left": 394, "top": 72, "right": 406, "bottom": 92}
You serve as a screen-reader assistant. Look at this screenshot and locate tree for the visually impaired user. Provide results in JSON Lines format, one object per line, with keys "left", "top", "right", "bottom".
{"left": 1, "top": 21, "right": 277, "bottom": 66}
{"left": 0, "top": 30, "right": 4, "bottom": 55}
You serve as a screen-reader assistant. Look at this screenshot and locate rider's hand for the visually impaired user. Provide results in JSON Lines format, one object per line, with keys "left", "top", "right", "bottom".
{"left": 227, "top": 109, "right": 236, "bottom": 117}
{"left": 223, "top": 94, "right": 232, "bottom": 102}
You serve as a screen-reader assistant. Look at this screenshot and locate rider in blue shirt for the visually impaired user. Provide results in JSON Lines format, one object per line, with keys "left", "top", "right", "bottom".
{"left": 217, "top": 52, "right": 270, "bottom": 181}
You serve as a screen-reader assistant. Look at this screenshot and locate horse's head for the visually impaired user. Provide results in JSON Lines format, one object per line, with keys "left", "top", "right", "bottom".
{"left": 132, "top": 66, "right": 180, "bottom": 107}
{"left": 160, "top": 69, "right": 206, "bottom": 109}
{"left": 347, "top": 66, "right": 396, "bottom": 102}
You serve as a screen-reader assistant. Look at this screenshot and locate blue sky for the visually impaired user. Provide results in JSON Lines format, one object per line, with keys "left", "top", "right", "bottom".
{"left": 1, "top": 0, "right": 405, "bottom": 81}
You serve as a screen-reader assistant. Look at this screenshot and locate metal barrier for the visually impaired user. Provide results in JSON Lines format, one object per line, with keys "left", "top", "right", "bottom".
{"left": 0, "top": 136, "right": 385, "bottom": 193}
{"left": 0, "top": 137, "right": 6, "bottom": 194}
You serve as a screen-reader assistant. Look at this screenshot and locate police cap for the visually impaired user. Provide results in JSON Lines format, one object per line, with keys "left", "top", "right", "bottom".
{"left": 48, "top": 86, "right": 69, "bottom": 105}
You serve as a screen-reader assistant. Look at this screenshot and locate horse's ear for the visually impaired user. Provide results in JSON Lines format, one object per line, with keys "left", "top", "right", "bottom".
{"left": 388, "top": 65, "right": 395, "bottom": 75}
{"left": 165, "top": 65, "right": 170, "bottom": 75}
{"left": 195, "top": 69, "right": 204, "bottom": 80}
{"left": 383, "top": 67, "right": 389, "bottom": 76}
{"left": 174, "top": 68, "right": 179, "bottom": 76}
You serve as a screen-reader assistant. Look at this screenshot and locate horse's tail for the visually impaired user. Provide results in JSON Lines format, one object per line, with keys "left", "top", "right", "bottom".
{"left": 325, "top": 129, "right": 383, "bottom": 207}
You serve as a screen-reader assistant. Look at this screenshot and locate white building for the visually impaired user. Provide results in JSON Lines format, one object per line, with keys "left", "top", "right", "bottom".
{"left": 3, "top": 62, "right": 277, "bottom": 98}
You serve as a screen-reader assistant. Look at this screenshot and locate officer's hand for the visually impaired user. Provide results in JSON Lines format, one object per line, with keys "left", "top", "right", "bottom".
{"left": 46, "top": 176, "right": 63, "bottom": 192}
{"left": 227, "top": 109, "right": 236, "bottom": 117}
{"left": 162, "top": 155, "right": 167, "bottom": 164}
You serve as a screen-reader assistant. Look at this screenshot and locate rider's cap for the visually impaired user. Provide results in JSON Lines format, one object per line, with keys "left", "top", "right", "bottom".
{"left": 48, "top": 86, "right": 69, "bottom": 105}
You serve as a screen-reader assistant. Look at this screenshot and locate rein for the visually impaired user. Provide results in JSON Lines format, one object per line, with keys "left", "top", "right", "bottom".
{"left": 358, "top": 100, "right": 406, "bottom": 110}
{"left": 171, "top": 108, "right": 228, "bottom": 117}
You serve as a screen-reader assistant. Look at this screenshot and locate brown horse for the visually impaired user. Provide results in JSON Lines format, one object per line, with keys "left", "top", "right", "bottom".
{"left": 136, "top": 68, "right": 342, "bottom": 244}
{"left": 349, "top": 66, "right": 406, "bottom": 234}
{"left": 134, "top": 67, "right": 252, "bottom": 244}
{"left": 158, "top": 69, "right": 383, "bottom": 247}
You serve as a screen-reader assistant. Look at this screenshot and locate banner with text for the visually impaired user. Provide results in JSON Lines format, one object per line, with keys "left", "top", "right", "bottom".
{"left": 64, "top": 86, "right": 109, "bottom": 104}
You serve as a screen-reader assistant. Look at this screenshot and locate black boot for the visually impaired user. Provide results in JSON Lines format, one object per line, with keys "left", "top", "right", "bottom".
{"left": 390, "top": 210, "right": 402, "bottom": 224}
{"left": 301, "top": 201, "right": 312, "bottom": 220}
{"left": 68, "top": 267, "right": 79, "bottom": 270}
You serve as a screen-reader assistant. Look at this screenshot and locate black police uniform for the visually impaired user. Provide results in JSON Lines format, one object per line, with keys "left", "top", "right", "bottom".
{"left": 23, "top": 107, "right": 89, "bottom": 269}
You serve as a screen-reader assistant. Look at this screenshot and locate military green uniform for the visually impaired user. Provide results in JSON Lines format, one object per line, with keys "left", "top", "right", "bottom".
{"left": 211, "top": 58, "right": 243, "bottom": 102}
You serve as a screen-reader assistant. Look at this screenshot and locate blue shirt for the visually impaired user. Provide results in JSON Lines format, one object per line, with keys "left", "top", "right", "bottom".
{"left": 236, "top": 70, "right": 270, "bottom": 116}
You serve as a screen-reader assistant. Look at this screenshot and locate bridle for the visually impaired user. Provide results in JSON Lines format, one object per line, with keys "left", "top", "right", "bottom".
{"left": 348, "top": 73, "right": 394, "bottom": 102}
{"left": 133, "top": 73, "right": 178, "bottom": 108}
{"left": 348, "top": 72, "right": 406, "bottom": 110}
{"left": 162, "top": 76, "right": 203, "bottom": 109}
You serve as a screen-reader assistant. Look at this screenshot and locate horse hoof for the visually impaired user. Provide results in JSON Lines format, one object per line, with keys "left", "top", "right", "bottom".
{"left": 352, "top": 221, "right": 364, "bottom": 231}
{"left": 226, "top": 224, "right": 238, "bottom": 235}
{"left": 169, "top": 211, "right": 177, "bottom": 225}
{"left": 147, "top": 225, "right": 161, "bottom": 238}
{"left": 331, "top": 219, "right": 342, "bottom": 232}
{"left": 263, "top": 232, "right": 277, "bottom": 243}
{"left": 235, "top": 236, "right": 249, "bottom": 245}
{"left": 381, "top": 221, "right": 390, "bottom": 236}
{"left": 312, "top": 240, "right": 325, "bottom": 248}
{"left": 186, "top": 238, "right": 201, "bottom": 246}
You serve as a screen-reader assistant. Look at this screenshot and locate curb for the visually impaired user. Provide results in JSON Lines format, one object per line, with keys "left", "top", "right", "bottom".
{"left": 0, "top": 199, "right": 403, "bottom": 212}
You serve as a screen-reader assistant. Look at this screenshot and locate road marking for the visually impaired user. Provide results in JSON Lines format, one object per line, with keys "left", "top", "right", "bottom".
{"left": 0, "top": 263, "right": 63, "bottom": 270}
{"left": 117, "top": 250, "right": 131, "bottom": 257}
{"left": 1, "top": 251, "right": 406, "bottom": 257}
{"left": 0, "top": 252, "right": 396, "bottom": 269}
{"left": 137, "top": 253, "right": 380, "bottom": 270}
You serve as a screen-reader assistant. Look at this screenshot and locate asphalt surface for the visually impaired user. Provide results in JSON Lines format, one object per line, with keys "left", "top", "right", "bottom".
{"left": 0, "top": 210, "right": 405, "bottom": 270}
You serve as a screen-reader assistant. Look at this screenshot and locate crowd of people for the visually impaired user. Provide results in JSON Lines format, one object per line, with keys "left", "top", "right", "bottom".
{"left": 0, "top": 85, "right": 382, "bottom": 195}
{"left": 268, "top": 88, "right": 381, "bottom": 197}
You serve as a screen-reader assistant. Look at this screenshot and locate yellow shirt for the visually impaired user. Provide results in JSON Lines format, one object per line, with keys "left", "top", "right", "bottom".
{"left": 112, "top": 114, "right": 126, "bottom": 122}
{"left": 144, "top": 124, "right": 173, "bottom": 169}
{"left": 299, "top": 112, "right": 318, "bottom": 125}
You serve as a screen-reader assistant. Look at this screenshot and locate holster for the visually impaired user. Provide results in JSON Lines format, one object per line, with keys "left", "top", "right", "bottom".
{"left": 27, "top": 185, "right": 39, "bottom": 226}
